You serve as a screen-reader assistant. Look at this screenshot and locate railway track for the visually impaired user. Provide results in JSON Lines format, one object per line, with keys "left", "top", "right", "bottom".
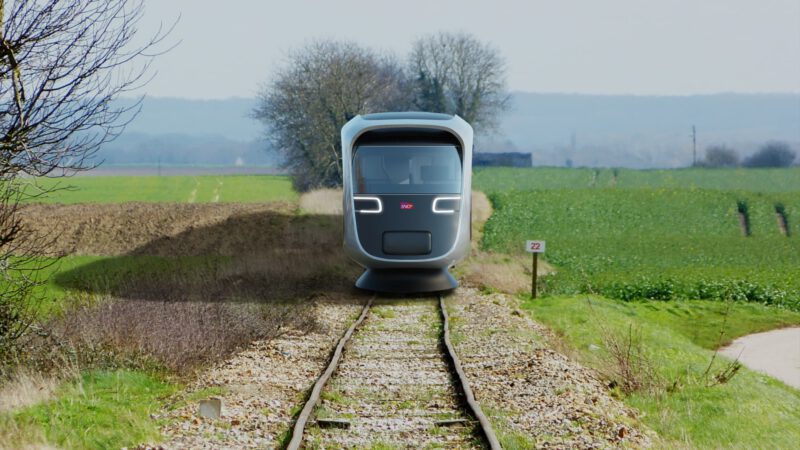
{"left": 287, "top": 295, "right": 500, "bottom": 449}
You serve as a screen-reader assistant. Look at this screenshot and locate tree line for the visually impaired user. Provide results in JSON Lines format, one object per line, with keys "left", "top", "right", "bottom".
{"left": 698, "top": 141, "right": 797, "bottom": 168}
{"left": 253, "top": 33, "right": 509, "bottom": 191}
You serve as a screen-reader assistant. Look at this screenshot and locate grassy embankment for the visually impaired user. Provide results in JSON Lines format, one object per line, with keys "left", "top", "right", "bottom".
{"left": 527, "top": 297, "right": 800, "bottom": 449}
{"left": 3, "top": 175, "right": 303, "bottom": 449}
{"left": 2, "top": 371, "right": 177, "bottom": 449}
{"left": 474, "top": 167, "right": 800, "bottom": 448}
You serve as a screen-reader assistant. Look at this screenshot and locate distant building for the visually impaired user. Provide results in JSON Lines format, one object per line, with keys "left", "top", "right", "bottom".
{"left": 473, "top": 152, "right": 532, "bottom": 168}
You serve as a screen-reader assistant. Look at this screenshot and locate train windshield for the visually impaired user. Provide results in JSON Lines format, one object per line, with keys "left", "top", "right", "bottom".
{"left": 353, "top": 145, "right": 462, "bottom": 194}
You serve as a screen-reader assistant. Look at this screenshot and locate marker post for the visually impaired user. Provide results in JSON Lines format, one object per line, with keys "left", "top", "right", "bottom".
{"left": 525, "top": 240, "right": 546, "bottom": 299}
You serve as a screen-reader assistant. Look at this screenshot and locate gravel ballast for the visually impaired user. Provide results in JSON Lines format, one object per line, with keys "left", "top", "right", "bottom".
{"left": 305, "top": 299, "right": 481, "bottom": 449}
{"left": 154, "top": 297, "right": 363, "bottom": 449}
{"left": 446, "top": 288, "right": 653, "bottom": 448}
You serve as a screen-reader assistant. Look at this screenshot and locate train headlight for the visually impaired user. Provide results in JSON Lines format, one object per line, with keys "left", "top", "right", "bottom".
{"left": 354, "top": 196, "right": 383, "bottom": 214}
{"left": 432, "top": 196, "right": 461, "bottom": 214}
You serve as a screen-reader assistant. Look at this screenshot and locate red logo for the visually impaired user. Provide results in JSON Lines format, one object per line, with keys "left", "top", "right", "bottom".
{"left": 400, "top": 201, "right": 414, "bottom": 210}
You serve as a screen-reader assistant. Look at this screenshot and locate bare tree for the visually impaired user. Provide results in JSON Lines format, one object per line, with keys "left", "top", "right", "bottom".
{"left": 743, "top": 141, "right": 796, "bottom": 168}
{"left": 0, "top": 0, "right": 170, "bottom": 359}
{"left": 409, "top": 32, "right": 509, "bottom": 131}
{"left": 254, "top": 40, "right": 409, "bottom": 191}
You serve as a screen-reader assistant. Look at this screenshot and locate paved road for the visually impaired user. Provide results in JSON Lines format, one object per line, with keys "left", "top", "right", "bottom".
{"left": 720, "top": 327, "right": 800, "bottom": 389}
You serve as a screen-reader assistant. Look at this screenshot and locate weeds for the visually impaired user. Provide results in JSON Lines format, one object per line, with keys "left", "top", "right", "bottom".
{"left": 44, "top": 297, "right": 318, "bottom": 376}
{"left": 701, "top": 300, "right": 743, "bottom": 387}
{"left": 599, "top": 321, "right": 659, "bottom": 395}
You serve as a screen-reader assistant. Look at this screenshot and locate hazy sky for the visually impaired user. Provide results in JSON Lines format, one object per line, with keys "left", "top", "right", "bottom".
{"left": 137, "top": 0, "right": 800, "bottom": 99}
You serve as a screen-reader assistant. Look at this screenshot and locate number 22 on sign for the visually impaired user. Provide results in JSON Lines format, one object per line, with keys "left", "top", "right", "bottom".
{"left": 525, "top": 240, "right": 545, "bottom": 298}
{"left": 526, "top": 240, "right": 545, "bottom": 253}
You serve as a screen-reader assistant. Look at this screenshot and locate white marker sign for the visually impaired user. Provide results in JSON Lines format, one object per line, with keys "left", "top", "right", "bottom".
{"left": 526, "top": 240, "right": 546, "bottom": 253}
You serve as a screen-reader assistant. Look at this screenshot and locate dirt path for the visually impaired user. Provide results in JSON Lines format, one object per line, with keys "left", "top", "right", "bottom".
{"left": 720, "top": 327, "right": 800, "bottom": 389}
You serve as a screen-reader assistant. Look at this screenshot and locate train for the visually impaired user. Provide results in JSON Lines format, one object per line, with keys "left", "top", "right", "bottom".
{"left": 341, "top": 112, "right": 473, "bottom": 293}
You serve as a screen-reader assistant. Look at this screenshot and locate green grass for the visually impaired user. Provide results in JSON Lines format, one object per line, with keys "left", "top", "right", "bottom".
{"left": 20, "top": 175, "right": 297, "bottom": 203}
{"left": 475, "top": 167, "right": 800, "bottom": 193}
{"left": 524, "top": 295, "right": 800, "bottom": 449}
{"left": 620, "top": 299, "right": 800, "bottom": 349}
{"left": 8, "top": 370, "right": 179, "bottom": 450}
{"left": 481, "top": 188, "right": 800, "bottom": 308}
{"left": 9, "top": 255, "right": 225, "bottom": 319}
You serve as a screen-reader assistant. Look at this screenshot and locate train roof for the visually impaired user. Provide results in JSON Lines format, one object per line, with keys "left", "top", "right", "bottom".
{"left": 362, "top": 112, "right": 453, "bottom": 121}
{"left": 342, "top": 113, "right": 473, "bottom": 158}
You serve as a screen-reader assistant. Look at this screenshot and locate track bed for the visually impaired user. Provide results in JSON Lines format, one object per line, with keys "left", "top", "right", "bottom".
{"left": 294, "top": 298, "right": 488, "bottom": 449}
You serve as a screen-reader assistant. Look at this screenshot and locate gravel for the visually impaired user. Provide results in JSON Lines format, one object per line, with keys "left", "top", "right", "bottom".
{"left": 143, "top": 288, "right": 654, "bottom": 449}
{"left": 151, "top": 296, "right": 363, "bottom": 449}
{"left": 305, "top": 299, "right": 482, "bottom": 449}
{"left": 446, "top": 288, "right": 654, "bottom": 448}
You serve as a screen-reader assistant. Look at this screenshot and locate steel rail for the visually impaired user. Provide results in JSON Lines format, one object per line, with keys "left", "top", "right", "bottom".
{"left": 286, "top": 294, "right": 501, "bottom": 449}
{"left": 439, "top": 294, "right": 502, "bottom": 450}
{"left": 286, "top": 295, "right": 374, "bottom": 450}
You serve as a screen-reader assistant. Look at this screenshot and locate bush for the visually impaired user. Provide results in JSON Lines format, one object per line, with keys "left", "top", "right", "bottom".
{"left": 743, "top": 141, "right": 796, "bottom": 168}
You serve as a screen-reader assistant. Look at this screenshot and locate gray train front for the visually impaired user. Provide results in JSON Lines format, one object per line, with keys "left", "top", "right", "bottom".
{"left": 341, "top": 112, "right": 473, "bottom": 293}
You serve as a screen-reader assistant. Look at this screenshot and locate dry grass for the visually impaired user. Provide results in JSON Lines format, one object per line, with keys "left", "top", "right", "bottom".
{"left": 0, "top": 371, "right": 64, "bottom": 450}
{"left": 471, "top": 190, "right": 493, "bottom": 227}
{"left": 0, "top": 369, "right": 66, "bottom": 414}
{"left": 0, "top": 424, "right": 53, "bottom": 450}
{"left": 50, "top": 297, "right": 317, "bottom": 375}
{"left": 19, "top": 203, "right": 363, "bottom": 376}
{"left": 461, "top": 190, "right": 555, "bottom": 294}
{"left": 299, "top": 188, "right": 342, "bottom": 215}
{"left": 600, "top": 323, "right": 660, "bottom": 394}
{"left": 49, "top": 212, "right": 360, "bottom": 375}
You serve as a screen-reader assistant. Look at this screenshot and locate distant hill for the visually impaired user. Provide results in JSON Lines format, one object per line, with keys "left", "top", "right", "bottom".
{"left": 93, "top": 97, "right": 271, "bottom": 167}
{"left": 114, "top": 97, "right": 261, "bottom": 140}
{"left": 98, "top": 93, "right": 800, "bottom": 169}
{"left": 489, "top": 92, "right": 800, "bottom": 168}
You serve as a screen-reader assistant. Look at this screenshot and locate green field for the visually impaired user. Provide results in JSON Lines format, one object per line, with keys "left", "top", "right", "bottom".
{"left": 474, "top": 166, "right": 800, "bottom": 193}
{"left": 21, "top": 175, "right": 297, "bottom": 203}
{"left": 476, "top": 170, "right": 800, "bottom": 309}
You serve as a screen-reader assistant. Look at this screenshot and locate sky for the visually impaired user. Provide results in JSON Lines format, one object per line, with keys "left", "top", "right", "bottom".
{"left": 136, "top": 0, "right": 800, "bottom": 99}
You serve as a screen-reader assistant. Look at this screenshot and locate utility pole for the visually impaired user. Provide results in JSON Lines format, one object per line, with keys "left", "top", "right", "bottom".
{"left": 691, "top": 125, "right": 697, "bottom": 166}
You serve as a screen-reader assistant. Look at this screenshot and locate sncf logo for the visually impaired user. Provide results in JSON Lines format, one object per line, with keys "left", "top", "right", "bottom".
{"left": 400, "top": 201, "right": 414, "bottom": 210}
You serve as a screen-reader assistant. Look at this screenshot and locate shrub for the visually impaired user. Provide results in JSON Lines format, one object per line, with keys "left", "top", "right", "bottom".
{"left": 743, "top": 141, "right": 796, "bottom": 168}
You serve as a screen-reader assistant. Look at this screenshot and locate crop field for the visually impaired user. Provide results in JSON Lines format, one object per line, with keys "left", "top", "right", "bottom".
{"left": 476, "top": 169, "right": 800, "bottom": 310}
{"left": 474, "top": 166, "right": 800, "bottom": 193}
{"left": 20, "top": 175, "right": 297, "bottom": 203}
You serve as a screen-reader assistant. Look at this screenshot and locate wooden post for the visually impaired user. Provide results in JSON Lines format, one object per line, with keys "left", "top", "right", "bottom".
{"left": 531, "top": 252, "right": 538, "bottom": 299}
{"left": 526, "top": 240, "right": 545, "bottom": 299}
